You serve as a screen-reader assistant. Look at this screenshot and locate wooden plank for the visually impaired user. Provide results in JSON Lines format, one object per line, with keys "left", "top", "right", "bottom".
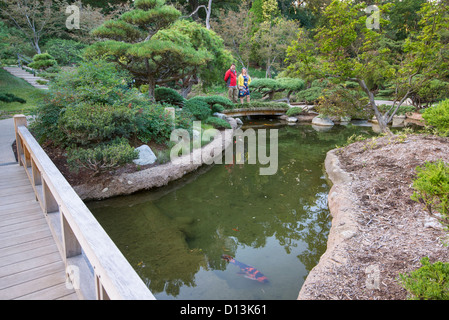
{"left": 0, "top": 229, "right": 52, "bottom": 249}
{"left": 0, "top": 216, "right": 47, "bottom": 233}
{"left": 0, "top": 198, "right": 42, "bottom": 218}
{"left": 0, "top": 236, "right": 55, "bottom": 258}
{"left": 0, "top": 272, "right": 69, "bottom": 300}
{"left": 0, "top": 260, "right": 64, "bottom": 289}
{"left": 16, "top": 283, "right": 77, "bottom": 300}
{"left": 0, "top": 251, "right": 63, "bottom": 278}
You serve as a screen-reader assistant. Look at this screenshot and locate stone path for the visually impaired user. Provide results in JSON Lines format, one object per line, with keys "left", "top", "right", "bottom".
{"left": 3, "top": 67, "right": 49, "bottom": 90}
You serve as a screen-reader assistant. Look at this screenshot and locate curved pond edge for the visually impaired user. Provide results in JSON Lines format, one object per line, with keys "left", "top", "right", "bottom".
{"left": 297, "top": 148, "right": 359, "bottom": 300}
{"left": 74, "top": 118, "right": 239, "bottom": 201}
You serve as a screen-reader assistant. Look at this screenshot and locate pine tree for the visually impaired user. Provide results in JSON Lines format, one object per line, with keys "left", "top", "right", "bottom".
{"left": 86, "top": 0, "right": 216, "bottom": 99}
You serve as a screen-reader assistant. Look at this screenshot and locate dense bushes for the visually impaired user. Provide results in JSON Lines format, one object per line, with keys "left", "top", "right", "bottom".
{"left": 249, "top": 77, "right": 305, "bottom": 100}
{"left": 411, "top": 160, "right": 449, "bottom": 220}
{"left": 399, "top": 257, "right": 449, "bottom": 300}
{"left": 28, "top": 53, "right": 57, "bottom": 70}
{"left": 58, "top": 103, "right": 136, "bottom": 146}
{"left": 43, "top": 39, "right": 86, "bottom": 66}
{"left": 422, "top": 99, "right": 449, "bottom": 136}
{"left": 154, "top": 87, "right": 186, "bottom": 107}
{"left": 183, "top": 98, "right": 212, "bottom": 121}
{"left": 67, "top": 138, "right": 138, "bottom": 174}
{"left": 30, "top": 60, "right": 184, "bottom": 174}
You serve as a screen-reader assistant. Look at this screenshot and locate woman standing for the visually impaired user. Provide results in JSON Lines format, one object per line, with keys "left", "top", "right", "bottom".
{"left": 238, "top": 68, "right": 251, "bottom": 104}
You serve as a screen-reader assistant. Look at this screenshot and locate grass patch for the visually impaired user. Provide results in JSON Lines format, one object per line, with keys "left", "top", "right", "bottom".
{"left": 0, "top": 68, "right": 48, "bottom": 119}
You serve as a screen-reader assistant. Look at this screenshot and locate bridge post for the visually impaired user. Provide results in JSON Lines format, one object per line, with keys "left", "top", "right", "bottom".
{"left": 13, "top": 114, "right": 27, "bottom": 166}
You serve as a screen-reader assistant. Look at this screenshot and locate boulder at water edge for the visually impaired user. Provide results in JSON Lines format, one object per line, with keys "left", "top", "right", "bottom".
{"left": 312, "top": 116, "right": 334, "bottom": 126}
{"left": 133, "top": 145, "right": 157, "bottom": 166}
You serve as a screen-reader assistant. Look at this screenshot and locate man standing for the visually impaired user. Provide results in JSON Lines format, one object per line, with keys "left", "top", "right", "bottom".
{"left": 224, "top": 63, "right": 238, "bottom": 103}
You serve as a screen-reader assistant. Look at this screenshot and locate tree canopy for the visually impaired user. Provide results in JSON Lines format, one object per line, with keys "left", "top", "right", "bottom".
{"left": 86, "top": 0, "right": 231, "bottom": 99}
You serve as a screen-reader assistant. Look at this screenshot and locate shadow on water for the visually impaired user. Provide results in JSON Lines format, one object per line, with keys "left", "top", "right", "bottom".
{"left": 88, "top": 120, "right": 378, "bottom": 300}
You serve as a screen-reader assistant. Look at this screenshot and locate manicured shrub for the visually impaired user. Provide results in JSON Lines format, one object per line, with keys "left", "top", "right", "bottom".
{"left": 204, "top": 116, "right": 231, "bottom": 129}
{"left": 201, "top": 95, "right": 233, "bottom": 109}
{"left": 399, "top": 257, "right": 449, "bottom": 300}
{"left": 183, "top": 98, "right": 212, "bottom": 120}
{"left": 0, "top": 93, "right": 26, "bottom": 103}
{"left": 238, "top": 101, "right": 289, "bottom": 109}
{"left": 67, "top": 138, "right": 138, "bottom": 174}
{"left": 211, "top": 103, "right": 224, "bottom": 113}
{"left": 28, "top": 53, "right": 57, "bottom": 70}
{"left": 422, "top": 99, "right": 449, "bottom": 136}
{"left": 411, "top": 160, "right": 449, "bottom": 219}
{"left": 286, "top": 107, "right": 304, "bottom": 116}
{"left": 58, "top": 103, "right": 135, "bottom": 146}
{"left": 154, "top": 87, "right": 185, "bottom": 107}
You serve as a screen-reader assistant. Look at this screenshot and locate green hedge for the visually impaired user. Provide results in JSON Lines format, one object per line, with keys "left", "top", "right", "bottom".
{"left": 422, "top": 99, "right": 449, "bottom": 136}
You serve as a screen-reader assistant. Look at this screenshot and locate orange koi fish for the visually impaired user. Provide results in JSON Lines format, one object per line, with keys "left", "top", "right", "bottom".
{"left": 222, "top": 254, "right": 269, "bottom": 283}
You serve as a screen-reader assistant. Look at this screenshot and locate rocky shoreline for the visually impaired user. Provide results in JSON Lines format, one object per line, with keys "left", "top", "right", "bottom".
{"left": 74, "top": 117, "right": 239, "bottom": 201}
{"left": 298, "top": 134, "right": 449, "bottom": 300}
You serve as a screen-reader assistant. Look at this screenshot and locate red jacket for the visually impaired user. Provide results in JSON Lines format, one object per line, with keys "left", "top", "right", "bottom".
{"left": 224, "top": 69, "right": 237, "bottom": 87}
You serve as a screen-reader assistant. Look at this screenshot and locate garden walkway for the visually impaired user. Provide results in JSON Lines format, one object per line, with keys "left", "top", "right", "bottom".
{"left": 3, "top": 67, "right": 49, "bottom": 90}
{"left": 0, "top": 118, "right": 77, "bottom": 300}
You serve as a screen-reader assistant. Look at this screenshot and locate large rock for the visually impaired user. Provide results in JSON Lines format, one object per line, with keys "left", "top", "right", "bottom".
{"left": 312, "top": 115, "right": 334, "bottom": 126}
{"left": 133, "top": 145, "right": 157, "bottom": 166}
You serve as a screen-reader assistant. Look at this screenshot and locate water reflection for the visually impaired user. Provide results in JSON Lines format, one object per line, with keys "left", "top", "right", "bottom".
{"left": 89, "top": 122, "right": 376, "bottom": 299}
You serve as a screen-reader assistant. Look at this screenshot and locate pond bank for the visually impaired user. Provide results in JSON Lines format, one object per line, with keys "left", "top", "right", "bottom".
{"left": 298, "top": 134, "right": 449, "bottom": 300}
{"left": 74, "top": 118, "right": 239, "bottom": 201}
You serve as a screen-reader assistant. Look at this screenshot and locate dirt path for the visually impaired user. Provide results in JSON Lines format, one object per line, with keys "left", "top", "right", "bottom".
{"left": 299, "top": 133, "right": 449, "bottom": 300}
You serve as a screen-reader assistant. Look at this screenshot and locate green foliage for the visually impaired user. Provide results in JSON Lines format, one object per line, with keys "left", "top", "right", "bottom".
{"left": 411, "top": 160, "right": 449, "bottom": 220}
{"left": 43, "top": 39, "right": 87, "bottom": 66}
{"left": 415, "top": 79, "right": 449, "bottom": 106}
{"left": 134, "top": 105, "right": 174, "bottom": 144}
{"left": 249, "top": 77, "right": 305, "bottom": 99}
{"left": 88, "top": 0, "right": 230, "bottom": 97}
{"left": 237, "top": 101, "right": 289, "bottom": 109}
{"left": 67, "top": 138, "right": 138, "bottom": 174}
{"left": 0, "top": 93, "right": 26, "bottom": 104}
{"left": 204, "top": 116, "right": 231, "bottom": 129}
{"left": 48, "top": 59, "right": 131, "bottom": 105}
{"left": 58, "top": 103, "right": 135, "bottom": 146}
{"left": 399, "top": 257, "right": 449, "bottom": 300}
{"left": 211, "top": 104, "right": 224, "bottom": 113}
{"left": 199, "top": 95, "right": 234, "bottom": 110}
{"left": 183, "top": 98, "right": 212, "bottom": 121}
{"left": 422, "top": 99, "right": 449, "bottom": 136}
{"left": 377, "top": 104, "right": 416, "bottom": 116}
{"left": 28, "top": 53, "right": 57, "bottom": 70}
{"left": 154, "top": 87, "right": 185, "bottom": 107}
{"left": 286, "top": 107, "right": 304, "bottom": 116}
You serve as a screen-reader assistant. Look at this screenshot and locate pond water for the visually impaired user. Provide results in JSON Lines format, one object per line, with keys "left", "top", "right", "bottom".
{"left": 88, "top": 120, "right": 376, "bottom": 300}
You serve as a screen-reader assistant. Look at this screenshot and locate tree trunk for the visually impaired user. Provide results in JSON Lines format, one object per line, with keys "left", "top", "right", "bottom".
{"left": 357, "top": 79, "right": 392, "bottom": 135}
{"left": 148, "top": 77, "right": 156, "bottom": 102}
{"left": 181, "top": 75, "right": 199, "bottom": 98}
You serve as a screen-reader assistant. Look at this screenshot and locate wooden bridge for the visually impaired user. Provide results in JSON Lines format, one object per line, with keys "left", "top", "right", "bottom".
{"left": 0, "top": 115, "right": 155, "bottom": 300}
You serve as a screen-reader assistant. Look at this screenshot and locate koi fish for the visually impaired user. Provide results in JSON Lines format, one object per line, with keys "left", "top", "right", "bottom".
{"left": 222, "top": 254, "right": 269, "bottom": 283}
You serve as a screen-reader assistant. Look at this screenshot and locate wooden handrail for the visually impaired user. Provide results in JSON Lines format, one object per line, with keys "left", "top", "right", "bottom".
{"left": 13, "top": 115, "right": 155, "bottom": 300}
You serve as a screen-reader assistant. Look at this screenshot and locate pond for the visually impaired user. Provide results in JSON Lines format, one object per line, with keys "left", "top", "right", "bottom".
{"left": 88, "top": 120, "right": 377, "bottom": 300}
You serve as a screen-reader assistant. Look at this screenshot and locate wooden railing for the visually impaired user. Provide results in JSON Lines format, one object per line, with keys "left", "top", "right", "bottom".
{"left": 13, "top": 115, "right": 155, "bottom": 300}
